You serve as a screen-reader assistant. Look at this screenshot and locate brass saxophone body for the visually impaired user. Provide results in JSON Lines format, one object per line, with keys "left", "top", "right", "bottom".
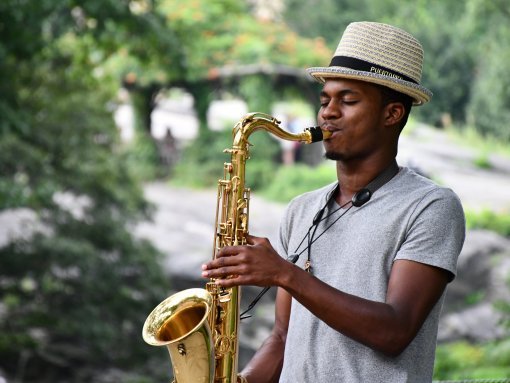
{"left": 142, "top": 113, "right": 330, "bottom": 383}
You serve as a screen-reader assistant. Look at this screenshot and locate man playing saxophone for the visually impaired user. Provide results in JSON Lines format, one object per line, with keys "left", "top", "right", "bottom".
{"left": 201, "top": 22, "right": 465, "bottom": 383}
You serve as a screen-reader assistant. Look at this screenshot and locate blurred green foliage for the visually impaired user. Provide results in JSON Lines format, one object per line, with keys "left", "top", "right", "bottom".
{"left": 0, "top": 1, "right": 171, "bottom": 381}
{"left": 465, "top": 209, "right": 510, "bottom": 237}
{"left": 465, "top": 1, "right": 510, "bottom": 141}
{"left": 1, "top": 0, "right": 510, "bottom": 381}
{"left": 262, "top": 163, "right": 336, "bottom": 202}
{"left": 158, "top": 0, "right": 330, "bottom": 80}
{"left": 434, "top": 340, "right": 510, "bottom": 380}
{"left": 447, "top": 125, "right": 510, "bottom": 160}
{"left": 172, "top": 127, "right": 280, "bottom": 190}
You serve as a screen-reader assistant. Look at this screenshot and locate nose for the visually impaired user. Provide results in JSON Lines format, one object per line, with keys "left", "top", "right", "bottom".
{"left": 319, "top": 100, "right": 340, "bottom": 121}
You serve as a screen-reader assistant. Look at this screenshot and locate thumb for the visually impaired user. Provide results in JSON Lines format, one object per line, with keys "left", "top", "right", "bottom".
{"left": 245, "top": 234, "right": 260, "bottom": 245}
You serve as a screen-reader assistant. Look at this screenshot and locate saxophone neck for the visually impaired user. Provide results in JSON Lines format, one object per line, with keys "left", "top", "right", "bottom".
{"left": 233, "top": 112, "right": 329, "bottom": 148}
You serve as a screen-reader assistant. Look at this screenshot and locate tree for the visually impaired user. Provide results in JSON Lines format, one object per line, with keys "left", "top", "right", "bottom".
{"left": 151, "top": 0, "right": 331, "bottom": 133}
{"left": 388, "top": 1, "right": 476, "bottom": 126}
{"left": 0, "top": 1, "right": 170, "bottom": 381}
{"left": 466, "top": 0, "right": 510, "bottom": 140}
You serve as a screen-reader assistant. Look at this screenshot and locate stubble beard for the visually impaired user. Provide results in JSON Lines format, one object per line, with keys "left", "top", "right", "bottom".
{"left": 324, "top": 150, "right": 346, "bottom": 161}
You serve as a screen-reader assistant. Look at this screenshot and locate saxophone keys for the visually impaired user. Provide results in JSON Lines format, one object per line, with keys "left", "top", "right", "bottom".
{"left": 177, "top": 342, "right": 186, "bottom": 356}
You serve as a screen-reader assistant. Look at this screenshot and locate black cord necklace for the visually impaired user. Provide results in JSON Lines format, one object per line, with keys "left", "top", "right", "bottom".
{"left": 240, "top": 160, "right": 400, "bottom": 319}
{"left": 304, "top": 200, "right": 352, "bottom": 273}
{"left": 294, "top": 159, "right": 400, "bottom": 274}
{"left": 240, "top": 197, "right": 351, "bottom": 320}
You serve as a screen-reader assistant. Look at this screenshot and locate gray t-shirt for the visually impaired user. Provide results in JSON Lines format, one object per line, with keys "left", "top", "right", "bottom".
{"left": 277, "top": 167, "right": 465, "bottom": 383}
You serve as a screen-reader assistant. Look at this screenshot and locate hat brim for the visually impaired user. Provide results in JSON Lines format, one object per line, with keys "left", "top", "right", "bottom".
{"left": 307, "top": 66, "right": 432, "bottom": 106}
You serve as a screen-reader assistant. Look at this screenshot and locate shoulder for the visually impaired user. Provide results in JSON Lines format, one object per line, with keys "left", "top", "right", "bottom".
{"left": 391, "top": 169, "right": 466, "bottom": 279}
{"left": 402, "top": 167, "right": 463, "bottom": 211}
{"left": 378, "top": 166, "right": 465, "bottom": 240}
{"left": 393, "top": 167, "right": 463, "bottom": 211}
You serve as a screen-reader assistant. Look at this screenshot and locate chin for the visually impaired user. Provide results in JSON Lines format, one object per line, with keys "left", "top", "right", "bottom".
{"left": 324, "top": 151, "right": 346, "bottom": 161}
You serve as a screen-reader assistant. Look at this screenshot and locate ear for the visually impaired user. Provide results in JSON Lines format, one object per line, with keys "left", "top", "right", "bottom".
{"left": 384, "top": 102, "right": 405, "bottom": 128}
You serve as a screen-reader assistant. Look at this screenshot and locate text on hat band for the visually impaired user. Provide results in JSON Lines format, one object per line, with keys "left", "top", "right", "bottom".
{"left": 329, "top": 56, "right": 418, "bottom": 84}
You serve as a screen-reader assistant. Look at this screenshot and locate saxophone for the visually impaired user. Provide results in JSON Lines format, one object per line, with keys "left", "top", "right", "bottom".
{"left": 142, "top": 112, "right": 330, "bottom": 383}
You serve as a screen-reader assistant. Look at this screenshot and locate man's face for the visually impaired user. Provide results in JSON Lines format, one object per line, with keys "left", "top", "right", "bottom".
{"left": 318, "top": 78, "right": 387, "bottom": 162}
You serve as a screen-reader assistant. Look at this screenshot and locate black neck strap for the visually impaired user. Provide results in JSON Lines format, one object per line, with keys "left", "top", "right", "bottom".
{"left": 322, "top": 160, "right": 400, "bottom": 209}
{"left": 352, "top": 160, "right": 400, "bottom": 207}
{"left": 365, "top": 160, "right": 400, "bottom": 194}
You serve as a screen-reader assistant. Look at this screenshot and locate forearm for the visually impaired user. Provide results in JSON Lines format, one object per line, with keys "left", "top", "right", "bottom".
{"left": 203, "top": 236, "right": 449, "bottom": 357}
{"left": 241, "top": 330, "right": 285, "bottom": 383}
{"left": 279, "top": 263, "right": 412, "bottom": 356}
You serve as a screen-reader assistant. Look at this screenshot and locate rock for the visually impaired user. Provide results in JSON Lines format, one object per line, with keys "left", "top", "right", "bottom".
{"left": 439, "top": 229, "right": 510, "bottom": 342}
{"left": 439, "top": 303, "right": 506, "bottom": 342}
{"left": 444, "top": 229, "right": 510, "bottom": 311}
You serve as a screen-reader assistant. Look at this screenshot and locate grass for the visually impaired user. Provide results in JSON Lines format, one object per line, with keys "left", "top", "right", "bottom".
{"left": 260, "top": 162, "right": 336, "bottom": 202}
{"left": 446, "top": 125, "right": 510, "bottom": 160}
{"left": 434, "top": 339, "right": 510, "bottom": 381}
{"left": 465, "top": 208, "right": 510, "bottom": 237}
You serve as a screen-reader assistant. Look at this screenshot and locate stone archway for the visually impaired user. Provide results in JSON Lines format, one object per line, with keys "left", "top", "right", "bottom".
{"left": 203, "top": 63, "right": 324, "bottom": 166}
{"left": 124, "top": 64, "right": 325, "bottom": 166}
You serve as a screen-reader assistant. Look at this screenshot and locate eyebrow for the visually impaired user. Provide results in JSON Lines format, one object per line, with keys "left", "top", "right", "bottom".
{"left": 320, "top": 89, "right": 359, "bottom": 98}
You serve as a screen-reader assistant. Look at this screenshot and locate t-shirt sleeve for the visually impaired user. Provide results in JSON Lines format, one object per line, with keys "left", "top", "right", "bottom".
{"left": 394, "top": 187, "right": 465, "bottom": 281}
{"left": 276, "top": 201, "right": 293, "bottom": 258}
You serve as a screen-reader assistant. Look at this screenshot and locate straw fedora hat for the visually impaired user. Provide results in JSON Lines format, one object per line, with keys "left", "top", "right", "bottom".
{"left": 307, "top": 22, "right": 432, "bottom": 105}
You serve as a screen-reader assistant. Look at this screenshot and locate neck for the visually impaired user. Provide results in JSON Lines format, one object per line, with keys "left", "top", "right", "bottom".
{"left": 335, "top": 156, "right": 397, "bottom": 205}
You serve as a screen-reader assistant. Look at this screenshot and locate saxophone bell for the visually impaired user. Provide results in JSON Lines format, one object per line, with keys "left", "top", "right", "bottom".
{"left": 142, "top": 288, "right": 215, "bottom": 383}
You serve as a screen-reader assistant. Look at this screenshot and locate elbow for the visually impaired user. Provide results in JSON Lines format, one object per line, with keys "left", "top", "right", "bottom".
{"left": 380, "top": 344, "right": 408, "bottom": 358}
{"left": 373, "top": 329, "right": 416, "bottom": 358}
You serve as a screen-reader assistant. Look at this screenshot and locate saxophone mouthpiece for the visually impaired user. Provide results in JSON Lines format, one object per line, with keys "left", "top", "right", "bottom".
{"left": 321, "top": 129, "right": 333, "bottom": 140}
{"left": 306, "top": 126, "right": 332, "bottom": 142}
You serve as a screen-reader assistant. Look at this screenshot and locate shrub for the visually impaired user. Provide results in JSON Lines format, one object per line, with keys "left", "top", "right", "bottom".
{"left": 172, "top": 128, "right": 281, "bottom": 190}
{"left": 433, "top": 341, "right": 510, "bottom": 380}
{"left": 465, "top": 209, "right": 510, "bottom": 237}
{"left": 262, "top": 163, "right": 336, "bottom": 203}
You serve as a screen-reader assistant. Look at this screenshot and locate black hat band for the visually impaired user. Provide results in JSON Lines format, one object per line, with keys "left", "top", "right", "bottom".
{"left": 329, "top": 56, "right": 418, "bottom": 85}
